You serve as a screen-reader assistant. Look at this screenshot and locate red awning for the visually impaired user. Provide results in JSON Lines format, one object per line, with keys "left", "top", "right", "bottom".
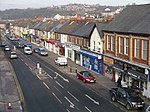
{"left": 48, "top": 38, "right": 55, "bottom": 44}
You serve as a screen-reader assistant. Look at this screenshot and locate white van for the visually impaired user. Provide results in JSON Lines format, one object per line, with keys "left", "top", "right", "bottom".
{"left": 24, "top": 47, "right": 32, "bottom": 54}
{"left": 55, "top": 57, "right": 67, "bottom": 66}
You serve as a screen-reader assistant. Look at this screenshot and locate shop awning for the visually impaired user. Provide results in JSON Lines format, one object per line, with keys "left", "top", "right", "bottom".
{"left": 112, "top": 63, "right": 124, "bottom": 72}
{"left": 47, "top": 38, "right": 55, "bottom": 44}
{"left": 127, "top": 69, "right": 147, "bottom": 82}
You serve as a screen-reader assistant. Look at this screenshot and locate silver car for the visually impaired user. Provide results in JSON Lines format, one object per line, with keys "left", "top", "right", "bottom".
{"left": 146, "top": 106, "right": 150, "bottom": 112}
{"left": 38, "top": 48, "right": 48, "bottom": 56}
{"left": 10, "top": 51, "right": 18, "bottom": 59}
{"left": 4, "top": 45, "right": 11, "bottom": 51}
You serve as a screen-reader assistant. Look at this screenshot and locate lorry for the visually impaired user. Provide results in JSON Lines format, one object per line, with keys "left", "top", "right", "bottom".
{"left": 109, "top": 87, "right": 145, "bottom": 110}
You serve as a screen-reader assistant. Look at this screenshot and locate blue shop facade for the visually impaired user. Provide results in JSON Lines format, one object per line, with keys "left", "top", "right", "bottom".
{"left": 80, "top": 49, "right": 103, "bottom": 74}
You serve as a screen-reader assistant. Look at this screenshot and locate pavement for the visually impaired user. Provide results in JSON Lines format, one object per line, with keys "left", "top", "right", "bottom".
{"left": 0, "top": 48, "right": 23, "bottom": 112}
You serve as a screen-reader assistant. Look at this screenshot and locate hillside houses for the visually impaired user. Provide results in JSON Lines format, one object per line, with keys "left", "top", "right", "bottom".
{"left": 1, "top": 4, "right": 150, "bottom": 98}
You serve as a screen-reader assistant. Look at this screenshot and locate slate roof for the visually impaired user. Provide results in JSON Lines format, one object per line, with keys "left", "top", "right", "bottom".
{"left": 55, "top": 21, "right": 95, "bottom": 38}
{"left": 103, "top": 4, "right": 150, "bottom": 35}
{"left": 55, "top": 21, "right": 78, "bottom": 34}
{"left": 71, "top": 22, "right": 95, "bottom": 38}
{"left": 96, "top": 22, "right": 109, "bottom": 37}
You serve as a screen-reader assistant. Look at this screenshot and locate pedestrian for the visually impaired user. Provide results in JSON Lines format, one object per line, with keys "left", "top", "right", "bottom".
{"left": 117, "top": 75, "right": 122, "bottom": 87}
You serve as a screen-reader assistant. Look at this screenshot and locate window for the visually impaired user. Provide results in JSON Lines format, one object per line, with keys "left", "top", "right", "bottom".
{"left": 142, "top": 40, "right": 148, "bottom": 60}
{"left": 94, "top": 59, "right": 98, "bottom": 70}
{"left": 125, "top": 38, "right": 129, "bottom": 55}
{"left": 93, "top": 41, "right": 95, "bottom": 51}
{"left": 107, "top": 35, "right": 111, "bottom": 50}
{"left": 111, "top": 36, "right": 115, "bottom": 51}
{"left": 119, "top": 37, "right": 123, "bottom": 54}
{"left": 135, "top": 39, "right": 140, "bottom": 58}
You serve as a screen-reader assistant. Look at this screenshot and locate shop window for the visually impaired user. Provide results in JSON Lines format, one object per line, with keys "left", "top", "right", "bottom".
{"left": 68, "top": 50, "right": 72, "bottom": 58}
{"left": 83, "top": 56, "right": 90, "bottom": 67}
{"left": 94, "top": 59, "right": 98, "bottom": 70}
{"left": 76, "top": 52, "right": 80, "bottom": 61}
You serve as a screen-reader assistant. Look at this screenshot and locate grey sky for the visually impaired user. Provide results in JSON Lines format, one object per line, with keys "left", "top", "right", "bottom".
{"left": 0, "top": 0, "right": 150, "bottom": 10}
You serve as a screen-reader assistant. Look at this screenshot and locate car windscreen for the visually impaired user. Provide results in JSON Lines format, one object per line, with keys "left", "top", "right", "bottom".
{"left": 83, "top": 71, "right": 93, "bottom": 77}
{"left": 127, "top": 91, "right": 138, "bottom": 97}
{"left": 11, "top": 52, "right": 16, "bottom": 55}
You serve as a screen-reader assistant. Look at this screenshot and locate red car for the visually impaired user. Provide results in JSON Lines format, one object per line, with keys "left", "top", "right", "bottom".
{"left": 76, "top": 71, "right": 96, "bottom": 83}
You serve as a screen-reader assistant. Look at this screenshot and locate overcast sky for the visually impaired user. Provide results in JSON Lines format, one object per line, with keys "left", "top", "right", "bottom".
{"left": 0, "top": 0, "right": 150, "bottom": 10}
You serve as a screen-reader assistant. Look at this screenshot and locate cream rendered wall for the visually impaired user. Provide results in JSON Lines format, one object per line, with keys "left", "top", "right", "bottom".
{"left": 61, "top": 34, "right": 68, "bottom": 43}
{"left": 90, "top": 27, "right": 103, "bottom": 54}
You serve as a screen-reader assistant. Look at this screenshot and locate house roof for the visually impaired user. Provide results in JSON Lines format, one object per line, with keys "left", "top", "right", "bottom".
{"left": 96, "top": 22, "right": 109, "bottom": 37}
{"left": 103, "top": 4, "right": 150, "bottom": 35}
{"left": 55, "top": 21, "right": 78, "bottom": 34}
{"left": 55, "top": 21, "right": 95, "bottom": 38}
{"left": 71, "top": 22, "right": 95, "bottom": 38}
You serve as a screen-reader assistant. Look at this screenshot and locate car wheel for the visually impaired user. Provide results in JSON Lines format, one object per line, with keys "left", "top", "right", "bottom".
{"left": 111, "top": 95, "right": 116, "bottom": 102}
{"left": 126, "top": 103, "right": 131, "bottom": 110}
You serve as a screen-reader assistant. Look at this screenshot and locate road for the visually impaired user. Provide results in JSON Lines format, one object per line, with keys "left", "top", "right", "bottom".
{"left": 3, "top": 40, "right": 124, "bottom": 112}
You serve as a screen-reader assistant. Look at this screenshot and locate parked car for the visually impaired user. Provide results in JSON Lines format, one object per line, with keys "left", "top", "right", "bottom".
{"left": 146, "top": 106, "right": 150, "bottom": 112}
{"left": 55, "top": 56, "right": 67, "bottom": 66}
{"left": 16, "top": 42, "right": 24, "bottom": 48}
{"left": 38, "top": 48, "right": 48, "bottom": 56}
{"left": 1, "top": 41, "right": 6, "bottom": 47}
{"left": 33, "top": 48, "right": 40, "bottom": 53}
{"left": 10, "top": 51, "right": 18, "bottom": 59}
{"left": 76, "top": 71, "right": 96, "bottom": 83}
{"left": 24, "top": 43, "right": 32, "bottom": 48}
{"left": 24, "top": 47, "right": 32, "bottom": 55}
{"left": 4, "top": 45, "right": 11, "bottom": 51}
{"left": 109, "top": 87, "right": 145, "bottom": 110}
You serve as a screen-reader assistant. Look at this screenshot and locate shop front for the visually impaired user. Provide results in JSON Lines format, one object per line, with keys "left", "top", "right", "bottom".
{"left": 112, "top": 60, "right": 149, "bottom": 96}
{"left": 47, "top": 38, "right": 55, "bottom": 52}
{"left": 103, "top": 56, "right": 115, "bottom": 81}
{"left": 54, "top": 41, "right": 64, "bottom": 55}
{"left": 113, "top": 63, "right": 126, "bottom": 83}
{"left": 64, "top": 42, "right": 81, "bottom": 64}
{"left": 80, "top": 49, "right": 103, "bottom": 74}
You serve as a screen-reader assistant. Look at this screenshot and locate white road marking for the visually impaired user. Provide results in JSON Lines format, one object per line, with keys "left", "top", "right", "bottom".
{"left": 66, "top": 109, "right": 70, "bottom": 112}
{"left": 85, "top": 106, "right": 92, "bottom": 112}
{"left": 25, "top": 63, "right": 28, "bottom": 66}
{"left": 37, "top": 75, "right": 41, "bottom": 80}
{"left": 47, "top": 74, "right": 53, "bottom": 79}
{"left": 64, "top": 96, "right": 74, "bottom": 108}
{"left": 67, "top": 91, "right": 79, "bottom": 102}
{"left": 85, "top": 94, "right": 99, "bottom": 105}
{"left": 52, "top": 92, "right": 62, "bottom": 104}
{"left": 43, "top": 82, "right": 50, "bottom": 89}
{"left": 55, "top": 72, "right": 69, "bottom": 82}
{"left": 20, "top": 58, "right": 23, "bottom": 61}
{"left": 55, "top": 81, "right": 64, "bottom": 88}
{"left": 29, "top": 67, "right": 32, "bottom": 70}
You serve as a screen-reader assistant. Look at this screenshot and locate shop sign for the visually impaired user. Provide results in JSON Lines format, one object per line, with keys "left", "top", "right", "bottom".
{"left": 70, "top": 45, "right": 80, "bottom": 51}
{"left": 80, "top": 49, "right": 102, "bottom": 59}
{"left": 127, "top": 71, "right": 140, "bottom": 79}
{"left": 104, "top": 57, "right": 114, "bottom": 65}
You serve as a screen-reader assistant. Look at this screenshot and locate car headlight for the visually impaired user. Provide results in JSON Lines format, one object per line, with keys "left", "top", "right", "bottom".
{"left": 86, "top": 79, "right": 90, "bottom": 81}
{"left": 131, "top": 102, "right": 136, "bottom": 105}
{"left": 142, "top": 102, "right": 145, "bottom": 104}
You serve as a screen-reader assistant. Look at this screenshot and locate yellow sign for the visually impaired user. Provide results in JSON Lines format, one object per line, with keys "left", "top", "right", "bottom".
{"left": 104, "top": 57, "right": 114, "bottom": 64}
